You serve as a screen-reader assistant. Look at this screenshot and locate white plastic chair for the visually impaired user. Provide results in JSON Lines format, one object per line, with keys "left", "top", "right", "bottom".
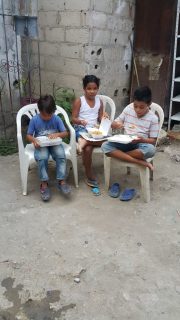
{"left": 92, "top": 95, "right": 116, "bottom": 156}
{"left": 104, "top": 102, "right": 164, "bottom": 202}
{"left": 98, "top": 95, "right": 116, "bottom": 122}
{"left": 16, "top": 103, "right": 78, "bottom": 195}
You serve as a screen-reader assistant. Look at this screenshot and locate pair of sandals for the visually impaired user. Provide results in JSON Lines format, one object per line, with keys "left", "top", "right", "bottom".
{"left": 108, "top": 183, "right": 136, "bottom": 201}
{"left": 40, "top": 182, "right": 71, "bottom": 201}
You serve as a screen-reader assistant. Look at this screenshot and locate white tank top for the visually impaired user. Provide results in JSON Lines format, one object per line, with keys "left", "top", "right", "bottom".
{"left": 79, "top": 95, "right": 101, "bottom": 128}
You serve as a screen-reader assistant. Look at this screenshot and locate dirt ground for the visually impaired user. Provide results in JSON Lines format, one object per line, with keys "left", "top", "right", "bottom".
{"left": 0, "top": 140, "right": 180, "bottom": 320}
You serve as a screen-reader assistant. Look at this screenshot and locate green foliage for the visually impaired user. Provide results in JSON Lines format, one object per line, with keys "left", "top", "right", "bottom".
{"left": 13, "top": 78, "right": 29, "bottom": 97}
{"left": 53, "top": 85, "right": 75, "bottom": 119}
{"left": 53, "top": 85, "right": 76, "bottom": 144}
{"left": 58, "top": 114, "right": 70, "bottom": 144}
{"left": 0, "top": 139, "right": 17, "bottom": 156}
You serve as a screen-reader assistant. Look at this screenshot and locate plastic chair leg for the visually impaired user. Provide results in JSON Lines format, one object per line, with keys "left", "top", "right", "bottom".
{"left": 104, "top": 155, "right": 111, "bottom": 190}
{"left": 139, "top": 166, "right": 150, "bottom": 202}
{"left": 150, "top": 160, "right": 153, "bottom": 181}
{"left": 71, "top": 159, "right": 78, "bottom": 188}
{"left": 20, "top": 161, "right": 29, "bottom": 195}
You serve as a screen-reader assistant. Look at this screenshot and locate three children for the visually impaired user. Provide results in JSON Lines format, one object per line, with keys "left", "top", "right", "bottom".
{"left": 27, "top": 79, "right": 159, "bottom": 201}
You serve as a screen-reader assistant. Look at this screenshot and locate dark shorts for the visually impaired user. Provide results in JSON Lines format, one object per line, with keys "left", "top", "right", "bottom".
{"left": 101, "top": 141, "right": 156, "bottom": 159}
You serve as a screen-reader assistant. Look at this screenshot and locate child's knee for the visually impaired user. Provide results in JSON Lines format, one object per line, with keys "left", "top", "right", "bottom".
{"left": 142, "top": 144, "right": 156, "bottom": 159}
{"left": 53, "top": 145, "right": 65, "bottom": 158}
{"left": 35, "top": 148, "right": 49, "bottom": 161}
{"left": 101, "top": 141, "right": 114, "bottom": 154}
{"left": 79, "top": 138, "right": 87, "bottom": 146}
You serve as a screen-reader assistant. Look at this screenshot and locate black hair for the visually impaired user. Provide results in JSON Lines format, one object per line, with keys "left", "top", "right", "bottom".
{"left": 82, "top": 75, "right": 100, "bottom": 89}
{"left": 133, "top": 86, "right": 152, "bottom": 104}
{"left": 37, "top": 94, "right": 56, "bottom": 114}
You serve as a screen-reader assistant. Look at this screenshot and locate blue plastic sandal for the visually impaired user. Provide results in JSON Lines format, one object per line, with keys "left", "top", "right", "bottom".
{"left": 40, "top": 185, "right": 51, "bottom": 201}
{"left": 108, "top": 183, "right": 120, "bottom": 198}
{"left": 91, "top": 187, "right": 101, "bottom": 196}
{"left": 119, "top": 188, "right": 136, "bottom": 201}
{"left": 57, "top": 182, "right": 71, "bottom": 195}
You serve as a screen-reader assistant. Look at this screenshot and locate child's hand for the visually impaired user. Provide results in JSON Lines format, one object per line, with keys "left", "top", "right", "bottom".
{"left": 112, "top": 120, "right": 123, "bottom": 129}
{"left": 131, "top": 136, "right": 141, "bottom": 143}
{"left": 102, "top": 112, "right": 109, "bottom": 119}
{"left": 94, "top": 123, "right": 100, "bottom": 128}
{"left": 33, "top": 138, "right": 40, "bottom": 148}
{"left": 80, "top": 119, "right": 88, "bottom": 126}
{"left": 48, "top": 133, "right": 60, "bottom": 139}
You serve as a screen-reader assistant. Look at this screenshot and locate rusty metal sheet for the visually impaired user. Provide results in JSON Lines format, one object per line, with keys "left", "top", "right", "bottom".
{"left": 131, "top": 0, "right": 177, "bottom": 118}
{"left": 12, "top": 0, "right": 38, "bottom": 16}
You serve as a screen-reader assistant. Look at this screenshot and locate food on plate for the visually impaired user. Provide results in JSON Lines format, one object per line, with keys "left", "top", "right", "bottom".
{"left": 88, "top": 128, "right": 104, "bottom": 139}
{"left": 129, "top": 124, "right": 137, "bottom": 129}
{"left": 91, "top": 130, "right": 103, "bottom": 135}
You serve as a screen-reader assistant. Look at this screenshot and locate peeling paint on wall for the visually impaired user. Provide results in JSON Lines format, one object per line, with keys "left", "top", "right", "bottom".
{"left": 138, "top": 53, "right": 163, "bottom": 81}
{"left": 0, "top": 17, "right": 21, "bottom": 89}
{"left": 12, "top": 0, "right": 38, "bottom": 16}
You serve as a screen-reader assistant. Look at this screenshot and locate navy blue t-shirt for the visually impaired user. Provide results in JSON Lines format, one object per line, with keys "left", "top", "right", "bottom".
{"left": 27, "top": 114, "right": 66, "bottom": 137}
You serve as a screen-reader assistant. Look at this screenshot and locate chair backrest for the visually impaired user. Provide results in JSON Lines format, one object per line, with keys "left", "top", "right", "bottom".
{"left": 97, "top": 95, "right": 116, "bottom": 121}
{"left": 149, "top": 102, "right": 164, "bottom": 146}
{"left": 16, "top": 103, "right": 75, "bottom": 146}
{"left": 16, "top": 103, "right": 38, "bottom": 138}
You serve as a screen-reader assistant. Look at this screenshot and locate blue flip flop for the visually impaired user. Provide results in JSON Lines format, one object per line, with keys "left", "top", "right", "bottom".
{"left": 119, "top": 188, "right": 136, "bottom": 201}
{"left": 91, "top": 187, "right": 101, "bottom": 196}
{"left": 108, "top": 183, "right": 120, "bottom": 198}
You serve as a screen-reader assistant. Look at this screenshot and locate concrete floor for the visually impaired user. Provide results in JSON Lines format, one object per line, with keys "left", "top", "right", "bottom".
{"left": 0, "top": 141, "right": 180, "bottom": 320}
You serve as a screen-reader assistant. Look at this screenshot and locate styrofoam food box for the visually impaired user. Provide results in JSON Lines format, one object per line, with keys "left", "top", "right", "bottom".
{"left": 36, "top": 136, "right": 62, "bottom": 147}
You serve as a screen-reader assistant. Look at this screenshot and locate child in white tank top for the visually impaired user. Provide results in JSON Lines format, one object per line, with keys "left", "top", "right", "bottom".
{"left": 72, "top": 75, "right": 104, "bottom": 154}
{"left": 72, "top": 75, "right": 105, "bottom": 186}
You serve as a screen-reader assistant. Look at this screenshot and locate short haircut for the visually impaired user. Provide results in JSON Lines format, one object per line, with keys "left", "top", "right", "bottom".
{"left": 82, "top": 75, "right": 100, "bottom": 88}
{"left": 37, "top": 95, "right": 56, "bottom": 114}
{"left": 133, "top": 86, "right": 152, "bottom": 104}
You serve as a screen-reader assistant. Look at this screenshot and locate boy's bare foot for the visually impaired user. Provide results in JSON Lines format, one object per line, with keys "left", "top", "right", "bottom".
{"left": 137, "top": 159, "right": 154, "bottom": 171}
{"left": 146, "top": 162, "right": 154, "bottom": 171}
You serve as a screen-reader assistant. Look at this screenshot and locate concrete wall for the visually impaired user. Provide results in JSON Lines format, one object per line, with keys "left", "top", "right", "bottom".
{"left": 0, "top": 0, "right": 20, "bottom": 94}
{"left": 36, "top": 0, "right": 135, "bottom": 112}
{"left": 0, "top": 0, "right": 38, "bottom": 138}
{"left": 0, "top": 0, "right": 22, "bottom": 137}
{"left": 0, "top": 0, "right": 37, "bottom": 95}
{"left": 0, "top": 0, "right": 135, "bottom": 137}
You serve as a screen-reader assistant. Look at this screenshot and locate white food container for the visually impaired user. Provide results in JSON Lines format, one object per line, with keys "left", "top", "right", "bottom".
{"left": 107, "top": 134, "right": 138, "bottom": 144}
{"left": 36, "top": 136, "right": 62, "bottom": 147}
{"left": 87, "top": 128, "right": 104, "bottom": 139}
